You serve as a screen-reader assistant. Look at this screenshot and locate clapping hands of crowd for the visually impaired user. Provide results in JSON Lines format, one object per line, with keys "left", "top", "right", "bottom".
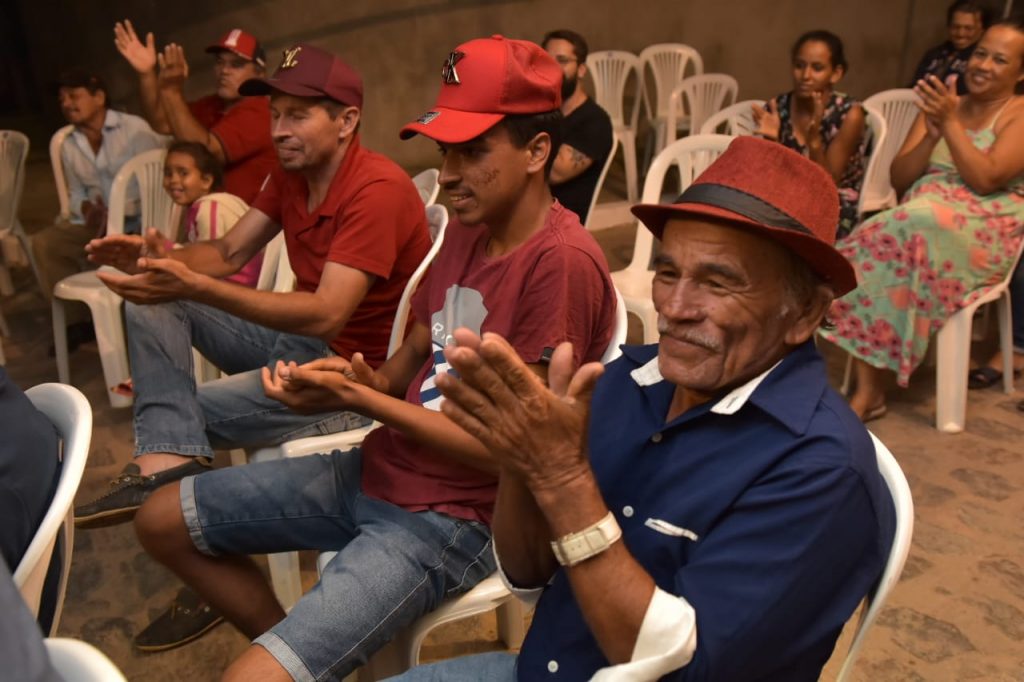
{"left": 113, "top": 19, "right": 189, "bottom": 90}
{"left": 261, "top": 354, "right": 387, "bottom": 414}
{"left": 751, "top": 99, "right": 782, "bottom": 141}
{"left": 914, "top": 74, "right": 959, "bottom": 138}
{"left": 435, "top": 329, "right": 604, "bottom": 493}
{"left": 88, "top": 227, "right": 199, "bottom": 303}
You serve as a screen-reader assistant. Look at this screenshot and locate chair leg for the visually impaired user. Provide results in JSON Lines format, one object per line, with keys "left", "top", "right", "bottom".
{"left": 998, "top": 292, "right": 1014, "bottom": 394}
{"left": 14, "top": 220, "right": 43, "bottom": 291}
{"left": 621, "top": 130, "right": 639, "bottom": 202}
{"left": 87, "top": 297, "right": 133, "bottom": 409}
{"left": 840, "top": 355, "right": 854, "bottom": 396}
{"left": 53, "top": 298, "right": 70, "bottom": 384}
{"left": 266, "top": 551, "right": 302, "bottom": 611}
{"left": 496, "top": 598, "right": 527, "bottom": 649}
{"left": 935, "top": 310, "right": 972, "bottom": 433}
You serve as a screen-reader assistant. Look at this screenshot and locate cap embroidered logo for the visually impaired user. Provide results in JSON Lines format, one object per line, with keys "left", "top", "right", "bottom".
{"left": 281, "top": 46, "right": 302, "bottom": 70}
{"left": 418, "top": 111, "right": 441, "bottom": 125}
{"left": 442, "top": 51, "right": 464, "bottom": 84}
{"left": 225, "top": 29, "right": 241, "bottom": 48}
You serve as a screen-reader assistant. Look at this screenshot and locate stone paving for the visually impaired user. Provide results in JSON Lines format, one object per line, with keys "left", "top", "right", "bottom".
{"left": 4, "top": 156, "right": 1024, "bottom": 680}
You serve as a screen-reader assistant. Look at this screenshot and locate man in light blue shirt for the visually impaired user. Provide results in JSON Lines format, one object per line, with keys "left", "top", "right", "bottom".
{"left": 32, "top": 69, "right": 165, "bottom": 351}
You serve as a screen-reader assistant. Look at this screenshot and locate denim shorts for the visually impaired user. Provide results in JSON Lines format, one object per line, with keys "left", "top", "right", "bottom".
{"left": 180, "top": 448, "right": 495, "bottom": 681}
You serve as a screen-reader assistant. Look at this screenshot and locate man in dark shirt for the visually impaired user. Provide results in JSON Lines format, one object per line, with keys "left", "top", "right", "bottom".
{"left": 543, "top": 29, "right": 613, "bottom": 225}
{"left": 911, "top": 1, "right": 990, "bottom": 95}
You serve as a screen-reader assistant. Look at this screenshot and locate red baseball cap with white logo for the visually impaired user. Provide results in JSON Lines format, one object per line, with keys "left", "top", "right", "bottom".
{"left": 206, "top": 29, "right": 266, "bottom": 67}
{"left": 400, "top": 35, "right": 562, "bottom": 143}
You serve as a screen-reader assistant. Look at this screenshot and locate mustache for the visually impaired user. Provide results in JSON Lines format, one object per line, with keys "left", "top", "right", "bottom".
{"left": 657, "top": 319, "right": 722, "bottom": 352}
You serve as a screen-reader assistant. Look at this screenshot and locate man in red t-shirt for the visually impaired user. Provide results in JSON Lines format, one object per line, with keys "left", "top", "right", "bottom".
{"left": 113, "top": 21, "right": 277, "bottom": 202}
{"left": 130, "top": 36, "right": 616, "bottom": 679}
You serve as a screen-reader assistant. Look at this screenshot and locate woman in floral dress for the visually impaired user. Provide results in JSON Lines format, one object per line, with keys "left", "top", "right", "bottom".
{"left": 753, "top": 30, "right": 867, "bottom": 238}
{"left": 820, "top": 21, "right": 1024, "bottom": 420}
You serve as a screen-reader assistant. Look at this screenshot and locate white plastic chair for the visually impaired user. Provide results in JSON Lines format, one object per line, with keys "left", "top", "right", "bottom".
{"left": 586, "top": 50, "right": 644, "bottom": 202}
{"left": 52, "top": 148, "right": 179, "bottom": 408}
{"left": 0, "top": 129, "right": 40, "bottom": 295}
{"left": 15, "top": 383, "right": 92, "bottom": 635}
{"left": 44, "top": 638, "right": 127, "bottom": 682}
{"left": 698, "top": 99, "right": 762, "bottom": 136}
{"left": 50, "top": 125, "right": 75, "bottom": 222}
{"left": 583, "top": 132, "right": 619, "bottom": 230}
{"left": 665, "top": 74, "right": 738, "bottom": 145}
{"left": 836, "top": 431, "right": 914, "bottom": 681}
{"left": 861, "top": 89, "right": 920, "bottom": 213}
{"left": 412, "top": 168, "right": 440, "bottom": 206}
{"left": 612, "top": 134, "right": 734, "bottom": 343}
{"left": 857, "top": 104, "right": 889, "bottom": 219}
{"left": 639, "top": 44, "right": 704, "bottom": 154}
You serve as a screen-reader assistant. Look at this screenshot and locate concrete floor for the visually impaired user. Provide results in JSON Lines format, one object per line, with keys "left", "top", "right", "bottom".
{"left": 4, "top": 154, "right": 1024, "bottom": 681}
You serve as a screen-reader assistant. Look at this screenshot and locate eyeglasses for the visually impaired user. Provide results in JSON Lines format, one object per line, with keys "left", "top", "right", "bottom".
{"left": 552, "top": 56, "right": 578, "bottom": 66}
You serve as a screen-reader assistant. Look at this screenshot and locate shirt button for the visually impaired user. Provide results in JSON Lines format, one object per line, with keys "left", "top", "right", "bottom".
{"left": 622, "top": 505, "right": 634, "bottom": 517}
{"left": 548, "top": 660, "right": 559, "bottom": 673}
{"left": 651, "top": 432, "right": 663, "bottom": 443}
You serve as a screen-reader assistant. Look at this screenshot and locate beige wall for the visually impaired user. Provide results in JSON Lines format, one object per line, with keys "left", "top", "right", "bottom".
{"left": 20, "top": 0, "right": 959, "bottom": 168}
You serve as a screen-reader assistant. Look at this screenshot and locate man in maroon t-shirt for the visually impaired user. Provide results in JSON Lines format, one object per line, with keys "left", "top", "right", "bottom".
{"left": 129, "top": 36, "right": 616, "bottom": 679}
{"left": 113, "top": 21, "right": 277, "bottom": 202}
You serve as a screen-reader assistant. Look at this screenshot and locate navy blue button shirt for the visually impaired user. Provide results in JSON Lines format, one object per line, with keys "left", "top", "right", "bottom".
{"left": 516, "top": 341, "right": 896, "bottom": 681}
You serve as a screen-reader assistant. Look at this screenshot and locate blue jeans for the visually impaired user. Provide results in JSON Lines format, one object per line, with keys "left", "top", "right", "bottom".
{"left": 125, "top": 300, "right": 369, "bottom": 457}
{"left": 181, "top": 448, "right": 496, "bottom": 681}
{"left": 384, "top": 653, "right": 518, "bottom": 681}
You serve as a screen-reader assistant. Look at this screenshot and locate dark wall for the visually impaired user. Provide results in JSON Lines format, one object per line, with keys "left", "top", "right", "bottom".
{"left": 11, "top": 0, "right": 979, "bottom": 168}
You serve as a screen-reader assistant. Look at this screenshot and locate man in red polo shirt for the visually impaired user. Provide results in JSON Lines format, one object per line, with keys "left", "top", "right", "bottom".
{"left": 76, "top": 43, "right": 429, "bottom": 522}
{"left": 130, "top": 36, "right": 616, "bottom": 679}
{"left": 114, "top": 21, "right": 277, "bottom": 202}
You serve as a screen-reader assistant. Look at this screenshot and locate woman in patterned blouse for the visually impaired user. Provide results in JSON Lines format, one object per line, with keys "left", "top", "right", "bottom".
{"left": 753, "top": 30, "right": 868, "bottom": 239}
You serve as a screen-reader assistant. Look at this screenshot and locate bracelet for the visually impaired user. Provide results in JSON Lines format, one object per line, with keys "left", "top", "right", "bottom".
{"left": 550, "top": 511, "right": 622, "bottom": 567}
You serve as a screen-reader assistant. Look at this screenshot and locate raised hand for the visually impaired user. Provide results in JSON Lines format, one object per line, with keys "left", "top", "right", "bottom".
{"left": 113, "top": 20, "right": 157, "bottom": 74}
{"left": 435, "top": 329, "right": 605, "bottom": 493}
{"left": 157, "top": 43, "right": 190, "bottom": 91}
{"left": 751, "top": 99, "right": 782, "bottom": 141}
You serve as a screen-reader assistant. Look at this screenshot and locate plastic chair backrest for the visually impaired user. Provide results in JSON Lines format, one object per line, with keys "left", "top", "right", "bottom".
{"left": 699, "top": 99, "right": 762, "bottom": 136}
{"left": 44, "top": 638, "right": 127, "bottom": 682}
{"left": 600, "top": 287, "right": 628, "bottom": 364}
{"left": 15, "top": 384, "right": 92, "bottom": 635}
{"left": 50, "top": 125, "right": 74, "bottom": 221}
{"left": 255, "top": 231, "right": 286, "bottom": 292}
{"left": 625, "top": 134, "right": 734, "bottom": 274}
{"left": 862, "top": 89, "right": 920, "bottom": 205}
{"left": 0, "top": 130, "right": 30, "bottom": 235}
{"left": 412, "top": 168, "right": 440, "bottom": 206}
{"left": 586, "top": 50, "right": 644, "bottom": 132}
{"left": 583, "top": 131, "right": 619, "bottom": 230}
{"left": 106, "top": 148, "right": 180, "bottom": 236}
{"left": 387, "top": 204, "right": 449, "bottom": 356}
{"left": 857, "top": 104, "right": 889, "bottom": 217}
{"left": 639, "top": 43, "right": 704, "bottom": 122}
{"left": 837, "top": 432, "right": 914, "bottom": 681}
{"left": 271, "top": 234, "right": 297, "bottom": 293}
{"left": 666, "top": 74, "right": 738, "bottom": 144}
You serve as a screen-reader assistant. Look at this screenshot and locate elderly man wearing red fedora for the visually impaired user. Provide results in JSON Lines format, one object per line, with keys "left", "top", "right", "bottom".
{"left": 397, "top": 136, "right": 898, "bottom": 681}
{"left": 113, "top": 21, "right": 276, "bottom": 202}
{"left": 117, "top": 35, "right": 614, "bottom": 680}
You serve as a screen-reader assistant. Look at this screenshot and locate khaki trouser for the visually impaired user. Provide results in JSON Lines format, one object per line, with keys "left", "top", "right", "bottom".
{"left": 31, "top": 221, "right": 95, "bottom": 326}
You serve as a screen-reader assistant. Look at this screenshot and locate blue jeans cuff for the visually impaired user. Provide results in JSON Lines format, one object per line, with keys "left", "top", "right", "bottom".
{"left": 180, "top": 475, "right": 214, "bottom": 556}
{"left": 254, "top": 631, "right": 316, "bottom": 682}
{"left": 134, "top": 443, "right": 215, "bottom": 458}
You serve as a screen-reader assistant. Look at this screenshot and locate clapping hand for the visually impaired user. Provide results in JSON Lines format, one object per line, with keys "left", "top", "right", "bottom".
{"left": 751, "top": 99, "right": 782, "bottom": 141}
{"left": 435, "top": 329, "right": 604, "bottom": 492}
{"left": 261, "top": 355, "right": 382, "bottom": 413}
{"left": 157, "top": 43, "right": 190, "bottom": 91}
{"left": 86, "top": 226, "right": 168, "bottom": 273}
{"left": 113, "top": 20, "right": 157, "bottom": 74}
{"left": 914, "top": 74, "right": 959, "bottom": 136}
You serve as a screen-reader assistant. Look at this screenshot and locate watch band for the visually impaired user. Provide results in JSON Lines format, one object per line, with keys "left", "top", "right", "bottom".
{"left": 550, "top": 511, "right": 622, "bottom": 567}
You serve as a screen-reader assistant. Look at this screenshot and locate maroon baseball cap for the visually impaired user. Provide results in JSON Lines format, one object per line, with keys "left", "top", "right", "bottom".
{"left": 239, "top": 43, "right": 363, "bottom": 108}
{"left": 631, "top": 136, "right": 857, "bottom": 296}
{"left": 206, "top": 29, "right": 266, "bottom": 67}
{"left": 400, "top": 35, "right": 562, "bottom": 143}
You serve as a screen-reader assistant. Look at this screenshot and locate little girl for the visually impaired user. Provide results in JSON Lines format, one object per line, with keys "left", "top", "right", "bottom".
{"left": 162, "top": 141, "right": 263, "bottom": 287}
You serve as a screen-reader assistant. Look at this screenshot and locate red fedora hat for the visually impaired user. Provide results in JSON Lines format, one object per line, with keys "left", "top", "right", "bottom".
{"left": 631, "top": 136, "right": 857, "bottom": 296}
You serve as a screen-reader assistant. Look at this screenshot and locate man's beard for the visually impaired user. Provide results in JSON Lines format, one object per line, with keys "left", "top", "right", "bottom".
{"left": 560, "top": 73, "right": 577, "bottom": 101}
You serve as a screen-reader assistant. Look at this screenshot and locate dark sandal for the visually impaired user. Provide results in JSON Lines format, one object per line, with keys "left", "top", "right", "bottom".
{"left": 968, "top": 367, "right": 1003, "bottom": 390}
